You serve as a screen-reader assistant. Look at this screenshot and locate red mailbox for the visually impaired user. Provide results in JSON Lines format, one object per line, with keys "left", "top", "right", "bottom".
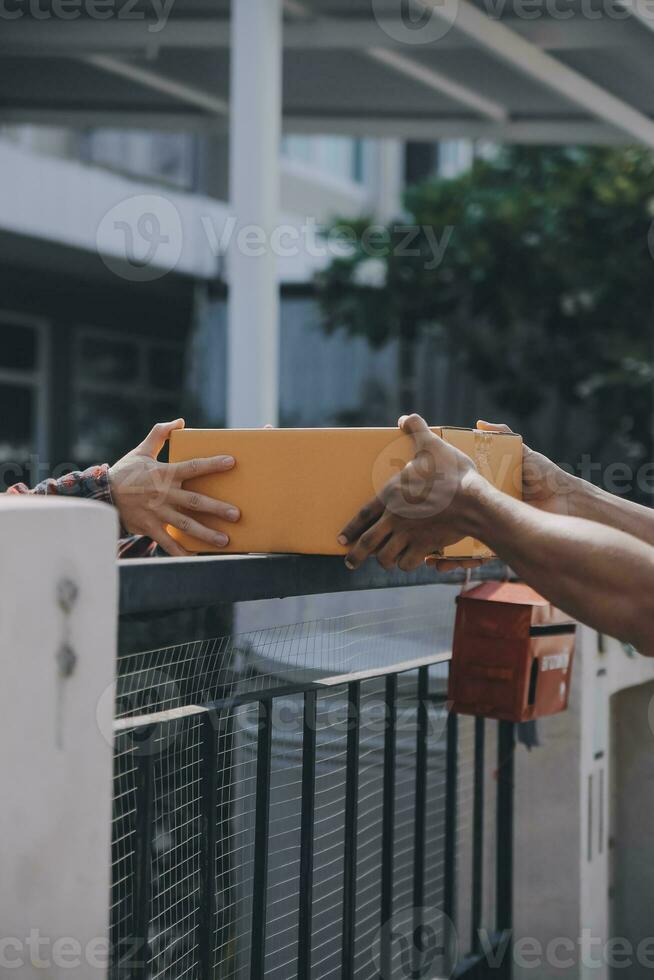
{"left": 448, "top": 582, "right": 576, "bottom": 723}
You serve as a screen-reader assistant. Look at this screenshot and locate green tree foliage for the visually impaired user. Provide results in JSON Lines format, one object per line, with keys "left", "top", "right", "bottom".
{"left": 317, "top": 146, "right": 654, "bottom": 489}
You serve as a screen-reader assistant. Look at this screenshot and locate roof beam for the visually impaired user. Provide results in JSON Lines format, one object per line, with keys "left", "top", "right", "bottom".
{"left": 0, "top": 105, "right": 628, "bottom": 145}
{"left": 618, "top": 3, "right": 654, "bottom": 33}
{"left": 284, "top": 0, "right": 508, "bottom": 122}
{"left": 83, "top": 54, "right": 228, "bottom": 116}
{"left": 285, "top": 116, "right": 629, "bottom": 145}
{"left": 367, "top": 48, "right": 507, "bottom": 122}
{"left": 0, "top": 18, "right": 623, "bottom": 55}
{"left": 285, "top": 18, "right": 621, "bottom": 51}
{"left": 0, "top": 19, "right": 231, "bottom": 54}
{"left": 0, "top": 107, "right": 224, "bottom": 131}
{"left": 417, "top": 0, "right": 654, "bottom": 148}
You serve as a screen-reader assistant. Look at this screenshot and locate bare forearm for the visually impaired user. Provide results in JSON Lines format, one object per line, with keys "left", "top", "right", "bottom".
{"left": 568, "top": 477, "right": 654, "bottom": 548}
{"left": 470, "top": 483, "right": 654, "bottom": 654}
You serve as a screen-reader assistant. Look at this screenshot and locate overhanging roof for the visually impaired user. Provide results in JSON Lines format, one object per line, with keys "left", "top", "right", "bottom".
{"left": 2, "top": 0, "right": 654, "bottom": 146}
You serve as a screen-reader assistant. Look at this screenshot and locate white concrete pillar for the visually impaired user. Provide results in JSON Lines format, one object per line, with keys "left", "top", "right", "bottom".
{"left": 227, "top": 0, "right": 283, "bottom": 427}
{"left": 0, "top": 496, "right": 117, "bottom": 979}
{"left": 512, "top": 628, "right": 654, "bottom": 980}
{"left": 376, "top": 138, "right": 405, "bottom": 222}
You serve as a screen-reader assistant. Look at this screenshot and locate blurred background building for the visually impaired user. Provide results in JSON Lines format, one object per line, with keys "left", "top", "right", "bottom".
{"left": 0, "top": 122, "right": 486, "bottom": 480}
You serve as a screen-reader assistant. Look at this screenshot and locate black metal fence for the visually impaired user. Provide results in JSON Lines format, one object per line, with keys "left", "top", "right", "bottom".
{"left": 111, "top": 556, "right": 514, "bottom": 980}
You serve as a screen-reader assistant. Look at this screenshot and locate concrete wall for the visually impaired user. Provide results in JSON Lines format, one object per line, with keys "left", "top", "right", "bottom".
{"left": 512, "top": 633, "right": 585, "bottom": 978}
{"left": 0, "top": 496, "right": 117, "bottom": 979}
{"left": 610, "top": 680, "right": 654, "bottom": 979}
{"left": 513, "top": 631, "right": 654, "bottom": 980}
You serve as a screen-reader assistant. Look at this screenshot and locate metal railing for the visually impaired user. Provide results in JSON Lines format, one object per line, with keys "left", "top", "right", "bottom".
{"left": 111, "top": 555, "right": 514, "bottom": 980}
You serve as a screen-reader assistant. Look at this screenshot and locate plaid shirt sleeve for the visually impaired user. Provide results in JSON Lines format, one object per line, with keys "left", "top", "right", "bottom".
{"left": 7, "top": 463, "right": 114, "bottom": 501}
{"left": 7, "top": 463, "right": 158, "bottom": 559}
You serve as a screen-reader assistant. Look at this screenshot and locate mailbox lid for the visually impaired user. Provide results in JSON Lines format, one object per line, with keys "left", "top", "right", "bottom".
{"left": 460, "top": 582, "right": 574, "bottom": 628}
{"left": 456, "top": 588, "right": 534, "bottom": 640}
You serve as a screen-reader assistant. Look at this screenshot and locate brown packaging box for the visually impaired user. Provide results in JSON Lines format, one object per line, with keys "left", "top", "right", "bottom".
{"left": 168, "top": 426, "right": 523, "bottom": 557}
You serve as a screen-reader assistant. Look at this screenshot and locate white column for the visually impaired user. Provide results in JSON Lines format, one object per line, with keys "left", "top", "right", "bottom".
{"left": 376, "top": 138, "right": 404, "bottom": 222}
{"left": 227, "top": 0, "right": 283, "bottom": 427}
{"left": 0, "top": 496, "right": 117, "bottom": 979}
{"left": 512, "top": 628, "right": 654, "bottom": 980}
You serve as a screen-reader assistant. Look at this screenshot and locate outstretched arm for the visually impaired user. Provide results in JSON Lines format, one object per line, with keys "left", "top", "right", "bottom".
{"left": 339, "top": 415, "right": 654, "bottom": 655}
{"left": 7, "top": 419, "right": 242, "bottom": 557}
{"left": 477, "top": 419, "right": 654, "bottom": 548}
{"left": 466, "top": 483, "right": 654, "bottom": 654}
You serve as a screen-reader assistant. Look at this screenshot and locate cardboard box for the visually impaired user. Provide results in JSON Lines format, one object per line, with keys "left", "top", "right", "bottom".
{"left": 448, "top": 582, "right": 576, "bottom": 722}
{"left": 168, "top": 426, "right": 523, "bottom": 557}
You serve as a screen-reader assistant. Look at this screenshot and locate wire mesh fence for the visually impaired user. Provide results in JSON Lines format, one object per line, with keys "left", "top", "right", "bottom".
{"left": 110, "top": 577, "right": 513, "bottom": 980}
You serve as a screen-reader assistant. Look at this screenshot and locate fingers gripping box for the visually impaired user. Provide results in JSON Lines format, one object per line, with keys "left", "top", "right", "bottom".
{"left": 168, "top": 426, "right": 523, "bottom": 557}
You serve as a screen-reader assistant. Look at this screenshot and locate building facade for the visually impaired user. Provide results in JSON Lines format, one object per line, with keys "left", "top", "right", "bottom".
{"left": 0, "top": 123, "right": 486, "bottom": 482}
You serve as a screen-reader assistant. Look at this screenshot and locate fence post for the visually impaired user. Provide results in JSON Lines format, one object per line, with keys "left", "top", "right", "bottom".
{"left": 0, "top": 497, "right": 117, "bottom": 979}
{"left": 496, "top": 720, "right": 515, "bottom": 979}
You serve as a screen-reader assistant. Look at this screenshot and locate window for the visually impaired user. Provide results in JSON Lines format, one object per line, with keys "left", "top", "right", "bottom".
{"left": 73, "top": 327, "right": 184, "bottom": 464}
{"left": 0, "top": 383, "right": 34, "bottom": 460}
{"left": 282, "top": 136, "right": 367, "bottom": 185}
{"left": 0, "top": 313, "right": 48, "bottom": 490}
{"left": 0, "top": 321, "right": 38, "bottom": 372}
{"left": 437, "top": 140, "right": 474, "bottom": 179}
{"left": 80, "top": 130, "right": 198, "bottom": 192}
